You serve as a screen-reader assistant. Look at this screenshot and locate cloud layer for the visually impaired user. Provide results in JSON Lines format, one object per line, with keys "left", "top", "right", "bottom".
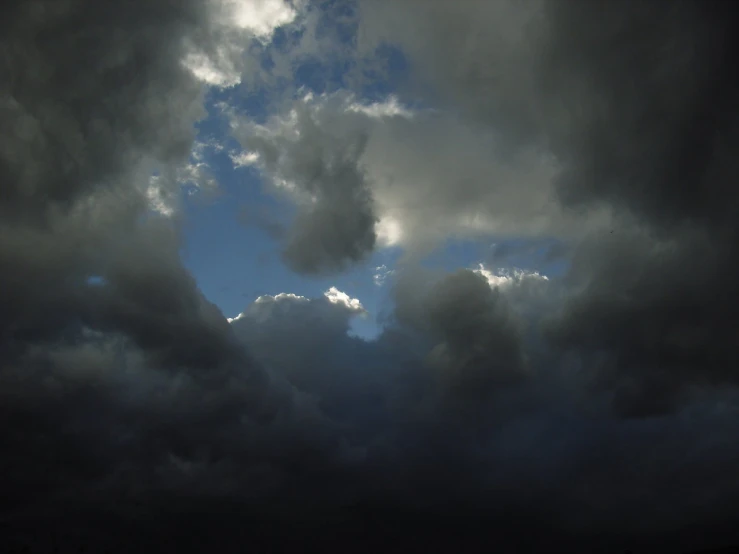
{"left": 3, "top": 1, "right": 739, "bottom": 553}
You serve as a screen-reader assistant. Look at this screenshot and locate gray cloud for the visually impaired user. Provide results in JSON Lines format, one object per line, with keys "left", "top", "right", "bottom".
{"left": 0, "top": 0, "right": 310, "bottom": 543}
{"left": 222, "top": 278, "right": 739, "bottom": 553}
{"left": 356, "top": 0, "right": 739, "bottom": 412}
{"left": 391, "top": 269, "right": 528, "bottom": 421}
{"left": 231, "top": 90, "right": 612, "bottom": 261}
{"left": 233, "top": 93, "right": 378, "bottom": 274}
{"left": 4, "top": 1, "right": 739, "bottom": 552}
{"left": 357, "top": 0, "right": 739, "bottom": 226}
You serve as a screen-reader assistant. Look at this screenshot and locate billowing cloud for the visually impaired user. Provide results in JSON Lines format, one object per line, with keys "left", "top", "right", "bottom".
{"left": 232, "top": 90, "right": 612, "bottom": 263}
{"left": 146, "top": 139, "right": 222, "bottom": 217}
{"left": 0, "top": 0, "right": 307, "bottom": 543}
{"left": 354, "top": 0, "right": 739, "bottom": 408}
{"left": 181, "top": 0, "right": 301, "bottom": 87}
{"left": 232, "top": 92, "right": 378, "bottom": 274}
{"left": 4, "top": 1, "right": 739, "bottom": 552}
{"left": 229, "top": 290, "right": 369, "bottom": 397}
{"left": 324, "top": 286, "right": 365, "bottom": 312}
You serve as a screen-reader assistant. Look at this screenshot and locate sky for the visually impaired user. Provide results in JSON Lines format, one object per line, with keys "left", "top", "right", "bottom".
{"left": 3, "top": 1, "right": 739, "bottom": 552}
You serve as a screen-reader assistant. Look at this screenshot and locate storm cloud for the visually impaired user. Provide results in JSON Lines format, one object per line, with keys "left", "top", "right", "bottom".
{"left": 3, "top": 1, "right": 739, "bottom": 553}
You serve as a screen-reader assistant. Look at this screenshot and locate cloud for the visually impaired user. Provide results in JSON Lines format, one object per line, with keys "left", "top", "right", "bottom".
{"left": 354, "top": 0, "right": 739, "bottom": 412}
{"left": 145, "top": 140, "right": 222, "bottom": 217}
{"left": 229, "top": 290, "right": 370, "bottom": 397}
{"left": 389, "top": 268, "right": 534, "bottom": 413}
{"left": 219, "top": 0, "right": 299, "bottom": 39}
{"left": 232, "top": 92, "right": 379, "bottom": 274}
{"left": 372, "top": 264, "right": 395, "bottom": 287}
{"left": 324, "top": 286, "right": 365, "bottom": 312}
{"left": 232, "top": 90, "right": 612, "bottom": 266}
{"left": 230, "top": 150, "right": 260, "bottom": 168}
{"left": 4, "top": 1, "right": 739, "bottom": 552}
{"left": 0, "top": 0, "right": 311, "bottom": 540}
{"left": 181, "top": 0, "right": 301, "bottom": 87}
{"left": 355, "top": 0, "right": 738, "bottom": 226}
{"left": 0, "top": 0, "right": 214, "bottom": 351}
{"left": 474, "top": 263, "right": 549, "bottom": 291}
{"left": 223, "top": 274, "right": 739, "bottom": 552}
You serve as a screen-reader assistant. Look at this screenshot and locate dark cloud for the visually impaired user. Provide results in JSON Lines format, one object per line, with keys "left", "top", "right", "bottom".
{"left": 1, "top": 0, "right": 204, "bottom": 341}
{"left": 223, "top": 282, "right": 739, "bottom": 553}
{"left": 358, "top": 0, "right": 739, "bottom": 409}
{"left": 391, "top": 269, "right": 528, "bottom": 421}
{"left": 283, "top": 189, "right": 376, "bottom": 275}
{"left": 231, "top": 89, "right": 609, "bottom": 257}
{"left": 543, "top": 1, "right": 739, "bottom": 228}
{"left": 233, "top": 93, "right": 378, "bottom": 275}
{"left": 0, "top": 0, "right": 302, "bottom": 543}
{"left": 4, "top": 0, "right": 739, "bottom": 553}
{"left": 535, "top": 1, "right": 739, "bottom": 416}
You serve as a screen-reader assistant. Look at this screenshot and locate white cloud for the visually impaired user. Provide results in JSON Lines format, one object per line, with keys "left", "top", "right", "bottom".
{"left": 230, "top": 151, "right": 260, "bottom": 168}
{"left": 373, "top": 264, "right": 396, "bottom": 287}
{"left": 143, "top": 141, "right": 221, "bottom": 217}
{"left": 228, "top": 293, "right": 309, "bottom": 324}
{"left": 145, "top": 176, "right": 176, "bottom": 217}
{"left": 375, "top": 216, "right": 403, "bottom": 248}
{"left": 177, "top": 161, "right": 216, "bottom": 190}
{"left": 229, "top": 289, "right": 364, "bottom": 329}
{"left": 324, "top": 287, "right": 365, "bottom": 312}
{"left": 219, "top": 0, "right": 298, "bottom": 39}
{"left": 257, "top": 292, "right": 308, "bottom": 303}
{"left": 182, "top": 0, "right": 301, "bottom": 88}
{"left": 226, "top": 312, "right": 245, "bottom": 324}
{"left": 181, "top": 47, "right": 243, "bottom": 88}
{"left": 473, "top": 263, "right": 549, "bottom": 290}
{"left": 345, "top": 95, "right": 414, "bottom": 119}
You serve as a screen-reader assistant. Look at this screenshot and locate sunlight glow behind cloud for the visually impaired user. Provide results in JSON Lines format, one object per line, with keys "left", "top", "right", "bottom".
{"left": 222, "top": 0, "right": 298, "bottom": 38}
{"left": 182, "top": 0, "right": 299, "bottom": 87}
{"left": 375, "top": 216, "right": 403, "bottom": 248}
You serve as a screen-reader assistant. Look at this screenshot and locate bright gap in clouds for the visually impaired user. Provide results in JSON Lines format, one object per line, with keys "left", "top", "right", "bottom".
{"left": 150, "top": 0, "right": 567, "bottom": 363}
{"left": 176, "top": 6, "right": 425, "bottom": 342}
{"left": 178, "top": 24, "right": 564, "bottom": 342}
{"left": 224, "top": 0, "right": 298, "bottom": 37}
